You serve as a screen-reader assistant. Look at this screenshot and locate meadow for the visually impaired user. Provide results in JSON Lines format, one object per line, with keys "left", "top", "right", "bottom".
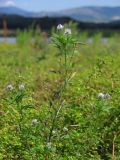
{"left": 0, "top": 23, "right": 120, "bottom": 159}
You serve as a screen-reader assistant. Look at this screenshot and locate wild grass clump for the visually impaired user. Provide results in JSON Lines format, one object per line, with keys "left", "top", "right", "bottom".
{"left": 0, "top": 25, "right": 120, "bottom": 159}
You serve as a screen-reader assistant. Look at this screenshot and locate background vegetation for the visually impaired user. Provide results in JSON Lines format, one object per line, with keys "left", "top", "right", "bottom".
{"left": 0, "top": 24, "right": 120, "bottom": 159}
{"left": 1, "top": 15, "right": 120, "bottom": 33}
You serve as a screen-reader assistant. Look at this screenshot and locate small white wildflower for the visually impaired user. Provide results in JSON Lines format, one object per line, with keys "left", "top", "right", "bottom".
{"left": 32, "top": 119, "right": 38, "bottom": 125}
{"left": 57, "top": 24, "right": 64, "bottom": 30}
{"left": 98, "top": 93, "right": 105, "bottom": 99}
{"left": 52, "top": 130, "right": 56, "bottom": 135}
{"left": 98, "top": 93, "right": 111, "bottom": 99}
{"left": 19, "top": 84, "right": 25, "bottom": 91}
{"left": 46, "top": 142, "right": 52, "bottom": 149}
{"left": 64, "top": 28, "right": 72, "bottom": 35}
{"left": 63, "top": 127, "right": 68, "bottom": 132}
{"left": 6, "top": 84, "right": 14, "bottom": 91}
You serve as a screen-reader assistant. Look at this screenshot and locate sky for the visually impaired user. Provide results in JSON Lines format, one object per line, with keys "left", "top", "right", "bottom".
{"left": 0, "top": 0, "right": 120, "bottom": 11}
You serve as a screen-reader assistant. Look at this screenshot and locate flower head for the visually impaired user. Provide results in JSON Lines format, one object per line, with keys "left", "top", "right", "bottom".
{"left": 57, "top": 24, "right": 64, "bottom": 30}
{"left": 98, "top": 93, "right": 105, "bottom": 99}
{"left": 52, "top": 130, "right": 56, "bottom": 135}
{"left": 63, "top": 127, "right": 68, "bottom": 132}
{"left": 32, "top": 119, "right": 38, "bottom": 125}
{"left": 6, "top": 84, "right": 14, "bottom": 91}
{"left": 64, "top": 28, "right": 72, "bottom": 35}
{"left": 46, "top": 142, "right": 52, "bottom": 149}
{"left": 98, "top": 93, "right": 111, "bottom": 99}
{"left": 19, "top": 84, "right": 25, "bottom": 91}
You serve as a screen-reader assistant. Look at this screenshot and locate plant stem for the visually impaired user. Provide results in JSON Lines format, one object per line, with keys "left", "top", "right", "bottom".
{"left": 112, "top": 135, "right": 116, "bottom": 160}
{"left": 48, "top": 101, "right": 63, "bottom": 142}
{"left": 64, "top": 45, "right": 67, "bottom": 87}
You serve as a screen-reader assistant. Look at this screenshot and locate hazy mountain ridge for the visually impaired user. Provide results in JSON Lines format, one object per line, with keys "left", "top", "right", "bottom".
{"left": 0, "top": 6, "right": 120, "bottom": 22}
{"left": 0, "top": 6, "right": 32, "bottom": 16}
{"left": 0, "top": 6, "right": 60, "bottom": 17}
{"left": 60, "top": 7, "right": 120, "bottom": 22}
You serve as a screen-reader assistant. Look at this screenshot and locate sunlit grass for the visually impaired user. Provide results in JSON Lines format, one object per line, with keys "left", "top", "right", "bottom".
{"left": 0, "top": 27, "right": 120, "bottom": 159}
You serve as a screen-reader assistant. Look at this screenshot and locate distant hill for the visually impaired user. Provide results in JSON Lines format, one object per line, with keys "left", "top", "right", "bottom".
{"left": 0, "top": 6, "right": 60, "bottom": 18}
{"left": 60, "top": 7, "right": 120, "bottom": 22}
{"left": 0, "top": 6, "right": 33, "bottom": 17}
{"left": 0, "top": 6, "right": 120, "bottom": 22}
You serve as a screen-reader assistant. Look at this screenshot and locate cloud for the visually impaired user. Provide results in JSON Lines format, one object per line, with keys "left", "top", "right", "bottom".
{"left": 0, "top": 0, "right": 15, "bottom": 7}
{"left": 6, "top": 0, "right": 15, "bottom": 6}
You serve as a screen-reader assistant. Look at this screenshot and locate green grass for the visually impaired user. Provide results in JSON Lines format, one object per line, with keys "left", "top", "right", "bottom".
{"left": 0, "top": 28, "right": 120, "bottom": 160}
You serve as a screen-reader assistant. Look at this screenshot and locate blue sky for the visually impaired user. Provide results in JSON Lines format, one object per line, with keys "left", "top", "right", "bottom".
{"left": 0, "top": 0, "right": 120, "bottom": 11}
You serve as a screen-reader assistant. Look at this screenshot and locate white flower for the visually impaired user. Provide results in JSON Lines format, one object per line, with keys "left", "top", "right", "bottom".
{"left": 6, "top": 84, "right": 14, "bottom": 91}
{"left": 98, "top": 93, "right": 105, "bottom": 99}
{"left": 32, "top": 119, "right": 38, "bottom": 125}
{"left": 52, "top": 130, "right": 56, "bottom": 135}
{"left": 57, "top": 24, "right": 64, "bottom": 30}
{"left": 46, "top": 142, "right": 52, "bottom": 149}
{"left": 98, "top": 93, "right": 111, "bottom": 99}
{"left": 64, "top": 28, "right": 72, "bottom": 35}
{"left": 63, "top": 127, "right": 68, "bottom": 132}
{"left": 19, "top": 84, "right": 25, "bottom": 91}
